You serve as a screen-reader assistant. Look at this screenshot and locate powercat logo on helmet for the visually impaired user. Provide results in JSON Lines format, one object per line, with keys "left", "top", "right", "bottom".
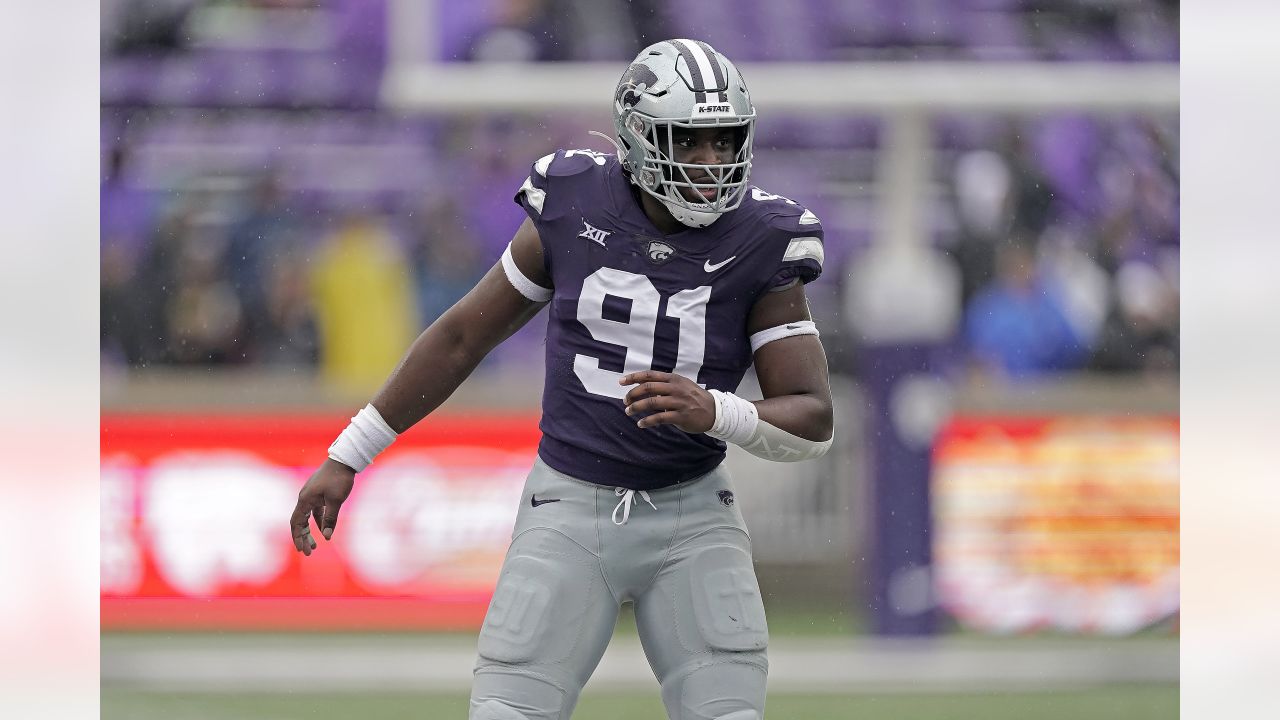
{"left": 694, "top": 103, "right": 733, "bottom": 115}
{"left": 616, "top": 63, "right": 660, "bottom": 109}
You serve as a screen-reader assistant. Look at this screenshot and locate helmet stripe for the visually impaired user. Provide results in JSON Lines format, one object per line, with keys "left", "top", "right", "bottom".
{"left": 692, "top": 40, "right": 729, "bottom": 103}
{"left": 670, "top": 39, "right": 710, "bottom": 103}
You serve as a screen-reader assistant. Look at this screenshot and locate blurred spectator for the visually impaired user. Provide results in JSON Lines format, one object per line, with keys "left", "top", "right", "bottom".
{"left": 1116, "top": 0, "right": 1180, "bottom": 61}
{"left": 1037, "top": 225, "right": 1111, "bottom": 351}
{"left": 949, "top": 148, "right": 1013, "bottom": 306}
{"left": 1091, "top": 133, "right": 1179, "bottom": 282}
{"left": 105, "top": 0, "right": 199, "bottom": 56}
{"left": 408, "top": 196, "right": 486, "bottom": 325}
{"left": 101, "top": 140, "right": 154, "bottom": 261}
{"left": 463, "top": 0, "right": 655, "bottom": 63}
{"left": 1090, "top": 260, "right": 1178, "bottom": 374}
{"left": 963, "top": 238, "right": 1089, "bottom": 378}
{"left": 948, "top": 123, "right": 1058, "bottom": 308}
{"left": 622, "top": 0, "right": 673, "bottom": 49}
{"left": 310, "top": 211, "right": 418, "bottom": 391}
{"left": 564, "top": 0, "right": 656, "bottom": 61}
{"left": 101, "top": 243, "right": 147, "bottom": 367}
{"left": 1003, "top": 126, "right": 1057, "bottom": 236}
{"left": 256, "top": 248, "right": 321, "bottom": 366}
{"left": 132, "top": 203, "right": 201, "bottom": 366}
{"left": 101, "top": 139, "right": 155, "bottom": 366}
{"left": 164, "top": 217, "right": 246, "bottom": 364}
{"left": 225, "top": 169, "right": 299, "bottom": 355}
{"left": 443, "top": 115, "right": 547, "bottom": 259}
{"left": 465, "top": 0, "right": 571, "bottom": 62}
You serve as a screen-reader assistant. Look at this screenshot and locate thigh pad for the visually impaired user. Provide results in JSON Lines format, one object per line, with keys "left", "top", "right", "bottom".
{"left": 477, "top": 528, "right": 602, "bottom": 665}
{"left": 688, "top": 543, "right": 769, "bottom": 653}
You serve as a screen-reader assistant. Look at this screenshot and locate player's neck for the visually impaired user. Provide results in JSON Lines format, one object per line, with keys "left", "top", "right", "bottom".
{"left": 633, "top": 185, "right": 685, "bottom": 236}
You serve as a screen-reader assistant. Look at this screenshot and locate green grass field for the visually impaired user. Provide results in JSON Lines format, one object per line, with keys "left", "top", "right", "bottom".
{"left": 102, "top": 607, "right": 1179, "bottom": 719}
{"left": 102, "top": 686, "right": 1178, "bottom": 720}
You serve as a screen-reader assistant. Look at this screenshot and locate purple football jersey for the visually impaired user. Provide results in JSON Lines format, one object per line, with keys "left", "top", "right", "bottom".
{"left": 515, "top": 149, "right": 824, "bottom": 490}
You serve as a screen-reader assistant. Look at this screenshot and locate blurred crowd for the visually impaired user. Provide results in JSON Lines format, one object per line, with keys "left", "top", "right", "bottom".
{"left": 100, "top": 116, "right": 543, "bottom": 388}
{"left": 100, "top": 0, "right": 1179, "bottom": 389}
{"left": 103, "top": 0, "right": 1178, "bottom": 66}
{"left": 944, "top": 116, "right": 1179, "bottom": 378}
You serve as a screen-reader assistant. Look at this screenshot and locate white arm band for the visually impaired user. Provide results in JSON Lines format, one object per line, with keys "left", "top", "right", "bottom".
{"left": 749, "top": 320, "right": 819, "bottom": 353}
{"left": 327, "top": 404, "right": 398, "bottom": 473}
{"left": 501, "top": 242, "right": 553, "bottom": 302}
{"left": 705, "top": 390, "right": 833, "bottom": 462}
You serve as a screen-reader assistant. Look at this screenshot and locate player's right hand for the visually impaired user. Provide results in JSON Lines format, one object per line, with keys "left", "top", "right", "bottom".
{"left": 290, "top": 459, "right": 356, "bottom": 556}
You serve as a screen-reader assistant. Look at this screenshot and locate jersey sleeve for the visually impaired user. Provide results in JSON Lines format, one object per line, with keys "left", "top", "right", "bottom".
{"left": 765, "top": 207, "right": 825, "bottom": 291}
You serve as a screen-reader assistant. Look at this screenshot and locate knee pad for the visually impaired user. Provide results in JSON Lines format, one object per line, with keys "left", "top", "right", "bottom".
{"left": 471, "top": 667, "right": 570, "bottom": 720}
{"left": 663, "top": 660, "right": 767, "bottom": 720}
{"left": 470, "top": 699, "right": 532, "bottom": 720}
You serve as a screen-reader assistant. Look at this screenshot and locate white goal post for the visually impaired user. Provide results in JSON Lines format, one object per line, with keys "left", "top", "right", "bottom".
{"left": 381, "top": 61, "right": 1178, "bottom": 114}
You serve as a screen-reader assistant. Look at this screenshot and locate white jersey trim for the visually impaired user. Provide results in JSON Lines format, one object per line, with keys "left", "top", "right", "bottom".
{"left": 518, "top": 176, "right": 546, "bottom": 215}
{"left": 782, "top": 237, "right": 824, "bottom": 266}
{"left": 534, "top": 153, "right": 554, "bottom": 177}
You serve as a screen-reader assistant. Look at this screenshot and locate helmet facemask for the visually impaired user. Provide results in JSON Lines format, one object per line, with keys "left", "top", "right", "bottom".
{"left": 622, "top": 112, "right": 754, "bottom": 228}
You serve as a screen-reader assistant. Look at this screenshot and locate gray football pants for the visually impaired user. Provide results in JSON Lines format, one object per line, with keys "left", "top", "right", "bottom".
{"left": 469, "top": 457, "right": 768, "bottom": 720}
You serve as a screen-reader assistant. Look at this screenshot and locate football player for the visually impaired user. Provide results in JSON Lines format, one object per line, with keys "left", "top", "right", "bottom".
{"left": 290, "top": 38, "right": 834, "bottom": 720}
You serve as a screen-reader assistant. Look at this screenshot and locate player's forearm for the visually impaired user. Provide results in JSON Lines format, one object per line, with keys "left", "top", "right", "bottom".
{"left": 753, "top": 393, "right": 833, "bottom": 443}
{"left": 368, "top": 316, "right": 488, "bottom": 433}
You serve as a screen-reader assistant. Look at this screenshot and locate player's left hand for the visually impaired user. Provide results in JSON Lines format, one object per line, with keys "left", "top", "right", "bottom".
{"left": 619, "top": 370, "right": 716, "bottom": 434}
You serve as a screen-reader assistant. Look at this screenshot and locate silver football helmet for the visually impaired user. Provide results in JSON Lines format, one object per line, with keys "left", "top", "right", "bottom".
{"left": 612, "top": 39, "right": 755, "bottom": 228}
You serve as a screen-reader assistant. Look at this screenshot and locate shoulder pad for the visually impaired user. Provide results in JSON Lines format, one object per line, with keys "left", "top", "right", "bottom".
{"left": 536, "top": 148, "right": 611, "bottom": 178}
{"left": 518, "top": 149, "right": 614, "bottom": 221}
{"left": 741, "top": 186, "right": 825, "bottom": 289}
{"left": 746, "top": 186, "right": 824, "bottom": 234}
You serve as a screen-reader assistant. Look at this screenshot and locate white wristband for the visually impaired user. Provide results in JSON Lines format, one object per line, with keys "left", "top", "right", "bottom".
{"left": 327, "top": 404, "right": 398, "bottom": 473}
{"left": 705, "top": 390, "right": 833, "bottom": 462}
{"left": 706, "top": 390, "right": 759, "bottom": 445}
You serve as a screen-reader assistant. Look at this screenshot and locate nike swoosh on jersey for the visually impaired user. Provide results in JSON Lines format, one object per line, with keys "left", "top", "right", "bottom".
{"left": 530, "top": 495, "right": 561, "bottom": 507}
{"left": 703, "top": 256, "right": 737, "bottom": 272}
